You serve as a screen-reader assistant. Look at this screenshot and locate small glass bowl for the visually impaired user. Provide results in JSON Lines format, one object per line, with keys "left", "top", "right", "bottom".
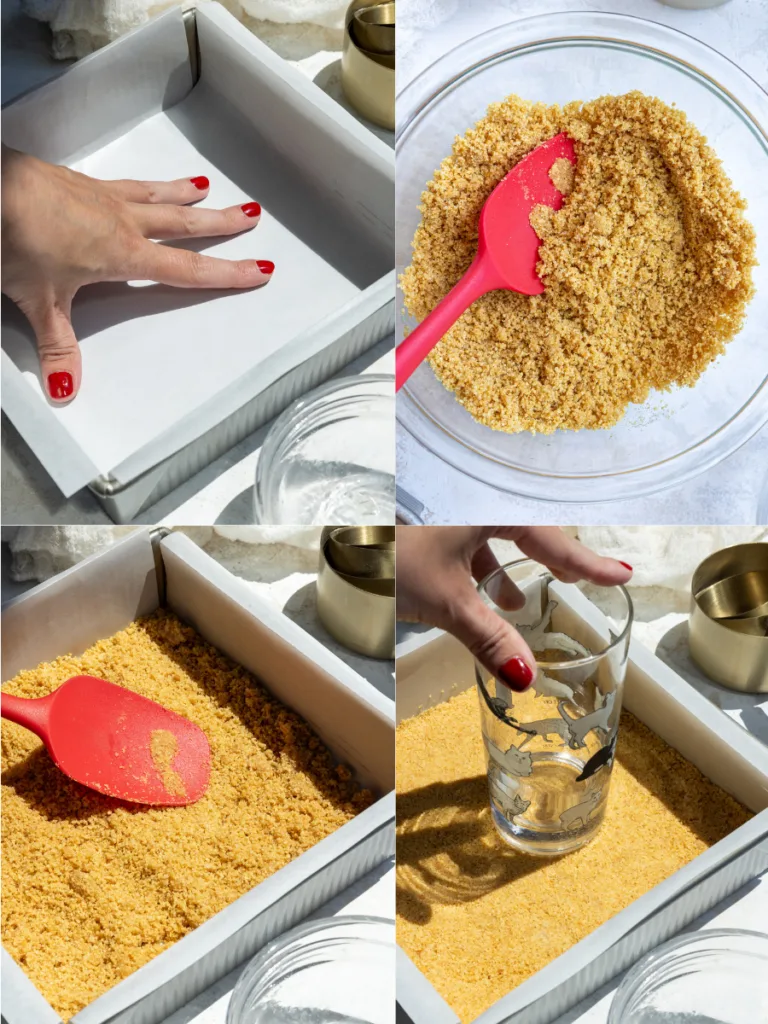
{"left": 226, "top": 916, "right": 395, "bottom": 1024}
{"left": 254, "top": 375, "right": 395, "bottom": 524}
{"left": 396, "top": 12, "right": 768, "bottom": 503}
{"left": 608, "top": 929, "right": 768, "bottom": 1022}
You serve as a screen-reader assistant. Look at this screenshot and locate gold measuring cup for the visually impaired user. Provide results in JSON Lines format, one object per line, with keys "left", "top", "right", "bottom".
{"left": 695, "top": 570, "right": 768, "bottom": 622}
{"left": 316, "top": 525, "right": 395, "bottom": 659}
{"left": 351, "top": 2, "right": 395, "bottom": 55}
{"left": 326, "top": 525, "right": 395, "bottom": 579}
{"left": 689, "top": 543, "right": 768, "bottom": 692}
{"left": 342, "top": 0, "right": 395, "bottom": 130}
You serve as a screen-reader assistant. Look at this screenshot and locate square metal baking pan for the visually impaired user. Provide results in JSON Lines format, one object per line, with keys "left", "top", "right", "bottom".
{"left": 1, "top": 529, "right": 395, "bottom": 1024}
{"left": 1, "top": 3, "right": 395, "bottom": 523}
{"left": 395, "top": 582, "right": 768, "bottom": 1024}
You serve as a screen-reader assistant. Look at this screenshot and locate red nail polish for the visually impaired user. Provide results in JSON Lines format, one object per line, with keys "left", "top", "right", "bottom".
{"left": 257, "top": 260, "right": 275, "bottom": 275}
{"left": 47, "top": 371, "right": 73, "bottom": 400}
{"left": 242, "top": 202, "right": 261, "bottom": 218}
{"left": 190, "top": 176, "right": 209, "bottom": 190}
{"left": 620, "top": 561, "right": 633, "bottom": 571}
{"left": 498, "top": 657, "right": 534, "bottom": 692}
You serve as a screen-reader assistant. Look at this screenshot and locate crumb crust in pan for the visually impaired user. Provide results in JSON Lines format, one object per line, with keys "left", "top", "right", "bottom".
{"left": 396, "top": 687, "right": 751, "bottom": 1023}
{"left": 2, "top": 610, "right": 373, "bottom": 1020}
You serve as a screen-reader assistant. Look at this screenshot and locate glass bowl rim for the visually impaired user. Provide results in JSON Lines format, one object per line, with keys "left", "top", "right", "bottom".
{"left": 226, "top": 914, "right": 395, "bottom": 1024}
{"left": 476, "top": 556, "right": 634, "bottom": 670}
{"left": 262, "top": 372, "right": 395, "bottom": 451}
{"left": 396, "top": 9, "right": 768, "bottom": 142}
{"left": 607, "top": 927, "right": 768, "bottom": 1021}
{"left": 395, "top": 10, "right": 768, "bottom": 504}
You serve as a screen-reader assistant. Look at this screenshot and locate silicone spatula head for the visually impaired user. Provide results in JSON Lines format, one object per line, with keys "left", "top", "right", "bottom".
{"left": 1, "top": 676, "right": 210, "bottom": 805}
{"left": 395, "top": 133, "right": 576, "bottom": 390}
{"left": 479, "top": 132, "right": 576, "bottom": 295}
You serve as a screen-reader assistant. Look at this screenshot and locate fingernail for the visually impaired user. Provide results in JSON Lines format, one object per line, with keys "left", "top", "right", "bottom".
{"left": 498, "top": 657, "right": 534, "bottom": 692}
{"left": 190, "top": 176, "right": 209, "bottom": 190}
{"left": 47, "top": 371, "right": 73, "bottom": 400}
{"left": 242, "top": 202, "right": 261, "bottom": 218}
{"left": 257, "top": 260, "right": 275, "bottom": 275}
{"left": 619, "top": 561, "right": 633, "bottom": 571}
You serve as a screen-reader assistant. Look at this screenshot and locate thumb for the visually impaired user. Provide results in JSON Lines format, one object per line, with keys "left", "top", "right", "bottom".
{"left": 26, "top": 300, "right": 81, "bottom": 404}
{"left": 449, "top": 585, "right": 536, "bottom": 693}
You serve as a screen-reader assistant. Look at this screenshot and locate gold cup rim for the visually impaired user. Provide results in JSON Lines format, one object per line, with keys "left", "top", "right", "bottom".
{"left": 692, "top": 543, "right": 768, "bottom": 641}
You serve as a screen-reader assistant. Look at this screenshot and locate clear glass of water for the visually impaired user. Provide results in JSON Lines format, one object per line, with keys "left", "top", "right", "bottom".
{"left": 475, "top": 560, "right": 633, "bottom": 856}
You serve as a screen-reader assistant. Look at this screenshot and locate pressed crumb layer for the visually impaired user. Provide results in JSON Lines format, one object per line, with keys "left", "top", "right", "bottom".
{"left": 396, "top": 687, "right": 751, "bottom": 1024}
{"left": 401, "top": 91, "right": 757, "bottom": 433}
{"left": 1, "top": 611, "right": 373, "bottom": 1020}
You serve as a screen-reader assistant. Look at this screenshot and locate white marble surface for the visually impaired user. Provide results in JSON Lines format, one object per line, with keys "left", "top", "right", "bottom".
{"left": 0, "top": 0, "right": 394, "bottom": 525}
{"left": 395, "top": 0, "right": 768, "bottom": 526}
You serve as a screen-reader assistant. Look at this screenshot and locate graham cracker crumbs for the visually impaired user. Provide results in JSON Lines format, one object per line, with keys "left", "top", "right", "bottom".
{"left": 401, "top": 91, "right": 757, "bottom": 433}
{"left": 2, "top": 610, "right": 373, "bottom": 1021}
{"left": 149, "top": 729, "right": 185, "bottom": 798}
{"left": 396, "top": 687, "right": 751, "bottom": 1024}
{"left": 549, "top": 156, "right": 574, "bottom": 196}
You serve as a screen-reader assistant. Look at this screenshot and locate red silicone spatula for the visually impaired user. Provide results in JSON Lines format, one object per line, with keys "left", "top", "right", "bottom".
{"left": 396, "top": 132, "right": 576, "bottom": 391}
{"left": 1, "top": 676, "right": 210, "bottom": 806}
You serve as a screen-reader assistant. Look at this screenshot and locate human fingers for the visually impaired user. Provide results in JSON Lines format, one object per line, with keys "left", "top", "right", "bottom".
{"left": 448, "top": 580, "right": 536, "bottom": 692}
{"left": 100, "top": 176, "right": 212, "bottom": 205}
{"left": 131, "top": 201, "right": 261, "bottom": 240}
{"left": 512, "top": 527, "right": 633, "bottom": 585}
{"left": 25, "top": 299, "right": 82, "bottom": 403}
{"left": 134, "top": 241, "right": 274, "bottom": 289}
{"left": 470, "top": 542, "right": 526, "bottom": 611}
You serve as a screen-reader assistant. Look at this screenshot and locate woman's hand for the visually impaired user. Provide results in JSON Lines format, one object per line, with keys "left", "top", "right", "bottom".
{"left": 1, "top": 146, "right": 274, "bottom": 403}
{"left": 396, "top": 526, "right": 633, "bottom": 690}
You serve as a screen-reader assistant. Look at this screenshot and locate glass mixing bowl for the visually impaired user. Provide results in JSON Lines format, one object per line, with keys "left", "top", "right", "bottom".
{"left": 396, "top": 12, "right": 768, "bottom": 503}
{"left": 608, "top": 929, "right": 768, "bottom": 1022}
{"left": 226, "top": 916, "right": 395, "bottom": 1024}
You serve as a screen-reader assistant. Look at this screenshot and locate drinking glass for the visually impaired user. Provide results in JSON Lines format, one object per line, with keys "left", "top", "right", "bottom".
{"left": 475, "top": 560, "right": 633, "bottom": 856}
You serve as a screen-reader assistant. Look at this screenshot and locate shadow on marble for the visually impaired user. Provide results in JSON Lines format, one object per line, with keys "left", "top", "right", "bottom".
{"left": 1, "top": 414, "right": 110, "bottom": 525}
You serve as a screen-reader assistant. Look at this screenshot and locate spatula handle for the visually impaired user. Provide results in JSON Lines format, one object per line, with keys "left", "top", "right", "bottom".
{"left": 396, "top": 258, "right": 491, "bottom": 391}
{"left": 1, "top": 691, "right": 52, "bottom": 740}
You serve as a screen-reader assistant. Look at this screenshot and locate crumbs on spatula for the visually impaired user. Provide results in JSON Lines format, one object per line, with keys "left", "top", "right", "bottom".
{"left": 150, "top": 729, "right": 186, "bottom": 798}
